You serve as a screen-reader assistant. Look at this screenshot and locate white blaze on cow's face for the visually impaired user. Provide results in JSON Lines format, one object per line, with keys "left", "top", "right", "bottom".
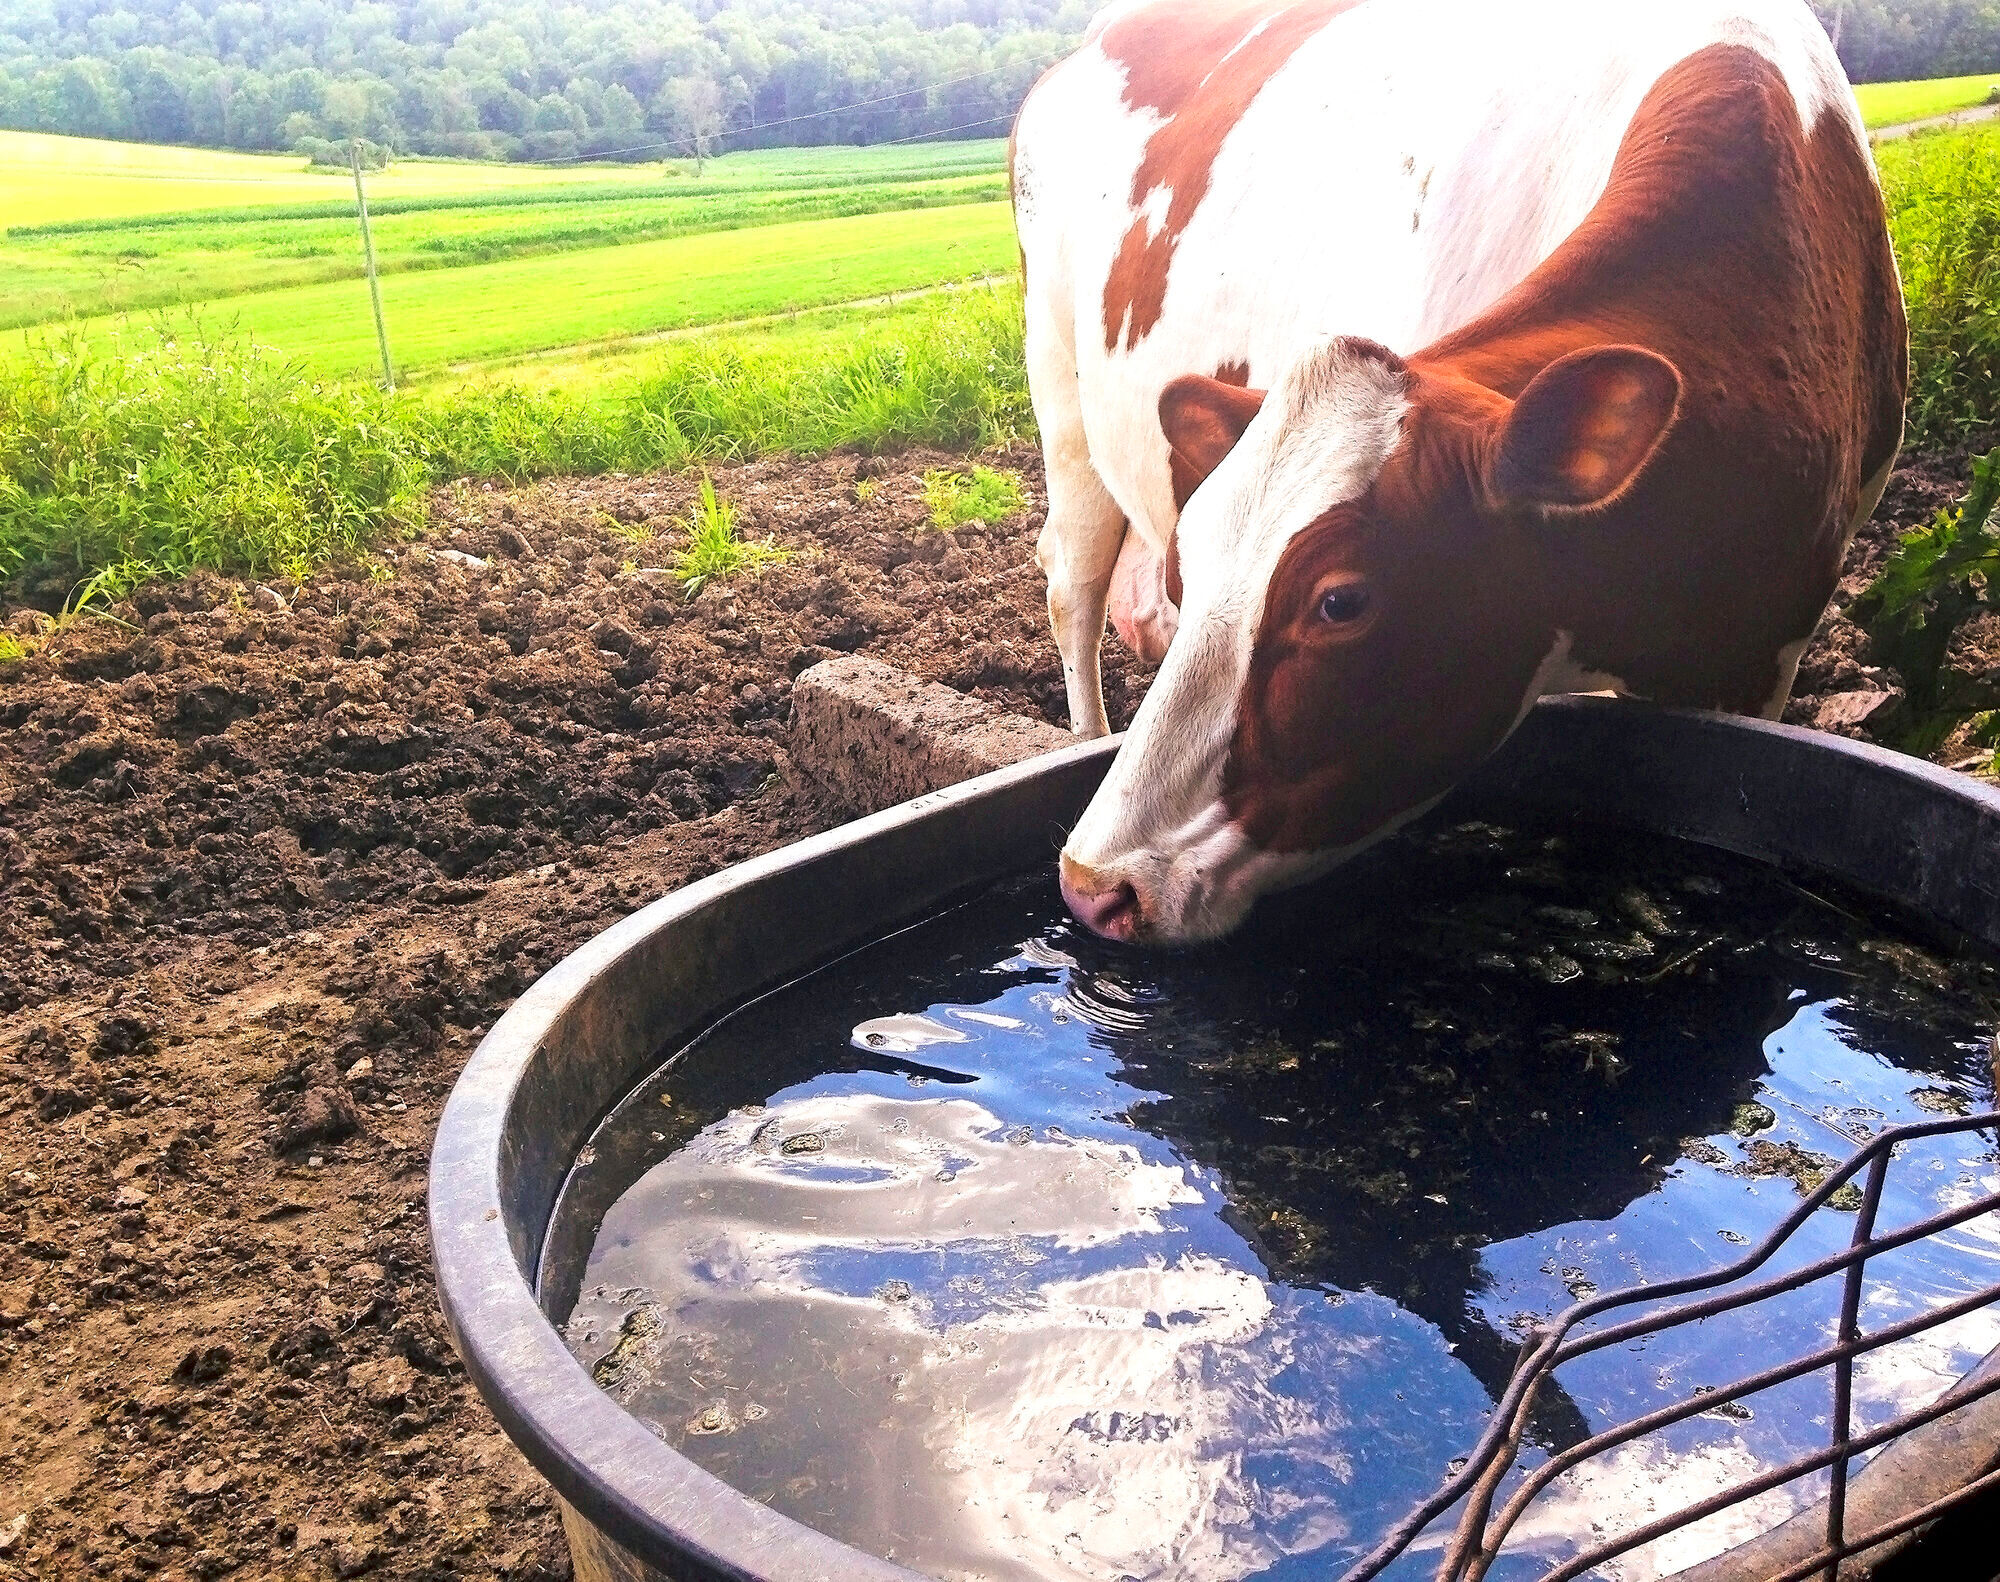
{"left": 1059, "top": 337, "right": 1413, "bottom": 944}
{"left": 1059, "top": 335, "right": 1684, "bottom": 945}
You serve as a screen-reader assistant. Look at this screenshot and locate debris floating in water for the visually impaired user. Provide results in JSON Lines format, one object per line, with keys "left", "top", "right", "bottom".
{"left": 550, "top": 818, "right": 2000, "bottom": 1582}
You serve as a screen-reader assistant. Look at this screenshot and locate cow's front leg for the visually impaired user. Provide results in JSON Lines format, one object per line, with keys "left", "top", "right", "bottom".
{"left": 1037, "top": 482, "right": 1127, "bottom": 739}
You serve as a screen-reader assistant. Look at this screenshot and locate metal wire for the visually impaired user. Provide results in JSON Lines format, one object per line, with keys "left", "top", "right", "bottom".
{"left": 1335, "top": 1109, "right": 2000, "bottom": 1582}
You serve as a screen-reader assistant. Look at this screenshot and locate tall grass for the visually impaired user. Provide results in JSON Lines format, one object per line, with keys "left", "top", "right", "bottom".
{"left": 0, "top": 324, "right": 425, "bottom": 600}
{"left": 0, "top": 286, "right": 1029, "bottom": 601}
{"left": 411, "top": 283, "right": 1029, "bottom": 479}
{"left": 1880, "top": 125, "right": 2000, "bottom": 446}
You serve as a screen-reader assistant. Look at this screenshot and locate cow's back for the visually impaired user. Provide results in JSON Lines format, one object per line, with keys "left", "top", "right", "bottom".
{"left": 1013, "top": 0, "right": 1867, "bottom": 553}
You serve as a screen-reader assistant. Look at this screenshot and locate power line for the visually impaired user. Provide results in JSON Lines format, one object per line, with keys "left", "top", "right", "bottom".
{"left": 527, "top": 49, "right": 1062, "bottom": 167}
{"left": 877, "top": 113, "right": 1016, "bottom": 146}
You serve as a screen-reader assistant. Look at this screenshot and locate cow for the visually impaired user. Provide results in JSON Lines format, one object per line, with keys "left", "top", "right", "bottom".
{"left": 1011, "top": 0, "right": 1907, "bottom": 945}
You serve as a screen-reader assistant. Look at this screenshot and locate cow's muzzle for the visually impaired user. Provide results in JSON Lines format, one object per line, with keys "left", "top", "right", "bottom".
{"left": 1059, "top": 853, "right": 1141, "bottom": 942}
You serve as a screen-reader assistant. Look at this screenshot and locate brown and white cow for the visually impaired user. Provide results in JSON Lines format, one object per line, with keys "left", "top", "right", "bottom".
{"left": 1012, "top": 0, "right": 1906, "bottom": 944}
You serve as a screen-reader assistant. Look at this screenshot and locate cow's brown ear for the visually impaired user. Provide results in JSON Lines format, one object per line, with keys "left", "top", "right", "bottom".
{"left": 1487, "top": 347, "right": 1681, "bottom": 513}
{"left": 1160, "top": 376, "right": 1267, "bottom": 510}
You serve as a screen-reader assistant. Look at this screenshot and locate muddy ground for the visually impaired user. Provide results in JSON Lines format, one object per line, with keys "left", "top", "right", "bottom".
{"left": 0, "top": 437, "right": 1989, "bottom": 1582}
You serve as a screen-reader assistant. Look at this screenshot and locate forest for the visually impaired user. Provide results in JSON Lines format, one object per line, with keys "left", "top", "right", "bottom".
{"left": 0, "top": 0, "right": 1994, "bottom": 165}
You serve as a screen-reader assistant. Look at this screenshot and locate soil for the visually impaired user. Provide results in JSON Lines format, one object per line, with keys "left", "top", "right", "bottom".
{"left": 0, "top": 434, "right": 1988, "bottom": 1582}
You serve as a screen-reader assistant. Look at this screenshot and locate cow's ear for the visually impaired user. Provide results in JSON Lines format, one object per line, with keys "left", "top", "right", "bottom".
{"left": 1160, "top": 375, "right": 1267, "bottom": 509}
{"left": 1487, "top": 347, "right": 1682, "bottom": 514}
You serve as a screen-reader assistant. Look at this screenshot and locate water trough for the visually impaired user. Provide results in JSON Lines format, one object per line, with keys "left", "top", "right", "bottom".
{"left": 429, "top": 696, "right": 2000, "bottom": 1582}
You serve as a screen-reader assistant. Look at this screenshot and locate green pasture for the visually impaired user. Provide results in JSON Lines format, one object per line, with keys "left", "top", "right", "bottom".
{"left": 25, "top": 203, "right": 1020, "bottom": 379}
{"left": 0, "top": 284, "right": 1031, "bottom": 600}
{"left": 1, "top": 173, "right": 1006, "bottom": 329}
{"left": 0, "top": 130, "right": 651, "bottom": 227}
{"left": 0, "top": 128, "right": 1008, "bottom": 228}
{"left": 1855, "top": 74, "right": 2000, "bottom": 129}
{"left": 1, "top": 128, "right": 1011, "bottom": 331}
{"left": 4, "top": 95, "right": 1999, "bottom": 609}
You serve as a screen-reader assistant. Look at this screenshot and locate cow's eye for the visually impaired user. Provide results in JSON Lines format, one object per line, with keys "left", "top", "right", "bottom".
{"left": 1317, "top": 584, "right": 1371, "bottom": 624}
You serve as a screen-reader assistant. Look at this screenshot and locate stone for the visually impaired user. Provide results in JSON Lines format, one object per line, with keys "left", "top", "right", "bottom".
{"left": 276, "top": 1085, "right": 362, "bottom": 1153}
{"left": 1813, "top": 688, "right": 1904, "bottom": 738}
{"left": 137, "top": 1384, "right": 179, "bottom": 1416}
{"left": 344, "top": 1057, "right": 374, "bottom": 1082}
{"left": 432, "top": 549, "right": 488, "bottom": 572}
{"left": 789, "top": 655, "right": 1073, "bottom": 818}
{"left": 250, "top": 585, "right": 289, "bottom": 613}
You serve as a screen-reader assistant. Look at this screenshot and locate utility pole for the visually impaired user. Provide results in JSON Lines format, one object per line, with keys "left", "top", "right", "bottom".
{"left": 350, "top": 143, "right": 396, "bottom": 393}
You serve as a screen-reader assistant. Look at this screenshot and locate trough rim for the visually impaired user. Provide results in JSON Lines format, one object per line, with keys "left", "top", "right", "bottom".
{"left": 428, "top": 699, "right": 2000, "bottom": 1581}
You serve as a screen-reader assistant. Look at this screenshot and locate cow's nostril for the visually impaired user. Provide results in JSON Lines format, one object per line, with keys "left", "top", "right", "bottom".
{"left": 1060, "top": 864, "right": 1141, "bottom": 941}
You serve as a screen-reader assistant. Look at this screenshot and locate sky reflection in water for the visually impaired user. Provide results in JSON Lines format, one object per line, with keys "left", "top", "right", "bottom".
{"left": 547, "top": 819, "right": 2000, "bottom": 1582}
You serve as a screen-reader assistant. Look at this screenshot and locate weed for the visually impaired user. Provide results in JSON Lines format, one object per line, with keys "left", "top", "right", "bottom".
{"left": 0, "top": 631, "right": 28, "bottom": 663}
{"left": 1855, "top": 447, "right": 2000, "bottom": 742}
{"left": 855, "top": 478, "right": 879, "bottom": 502}
{"left": 921, "top": 464, "right": 1026, "bottom": 530}
{"left": 673, "top": 474, "right": 788, "bottom": 598}
{"left": 600, "top": 512, "right": 654, "bottom": 545}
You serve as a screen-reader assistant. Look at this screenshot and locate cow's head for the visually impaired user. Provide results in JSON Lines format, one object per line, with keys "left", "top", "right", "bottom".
{"left": 1060, "top": 335, "right": 1681, "bottom": 944}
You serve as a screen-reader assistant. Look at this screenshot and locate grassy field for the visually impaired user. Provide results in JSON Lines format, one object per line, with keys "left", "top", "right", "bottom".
{"left": 1, "top": 131, "right": 1010, "bottom": 329}
{"left": 1, "top": 129, "right": 1005, "bottom": 227}
{"left": 0, "top": 130, "right": 662, "bottom": 226}
{"left": 1855, "top": 74, "right": 2000, "bottom": 129}
{"left": 1, "top": 174, "right": 1007, "bottom": 330}
{"left": 1877, "top": 121, "right": 2000, "bottom": 444}
{"left": 0, "top": 284, "right": 1031, "bottom": 599}
{"left": 28, "top": 203, "right": 1018, "bottom": 378}
{"left": 4, "top": 92, "right": 1999, "bottom": 606}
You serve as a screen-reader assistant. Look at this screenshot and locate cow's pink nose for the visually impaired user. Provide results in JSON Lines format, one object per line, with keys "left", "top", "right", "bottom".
{"left": 1060, "top": 855, "right": 1140, "bottom": 941}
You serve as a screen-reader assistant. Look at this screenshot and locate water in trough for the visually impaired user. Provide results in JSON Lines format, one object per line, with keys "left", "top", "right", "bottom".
{"left": 543, "top": 818, "right": 2000, "bottom": 1582}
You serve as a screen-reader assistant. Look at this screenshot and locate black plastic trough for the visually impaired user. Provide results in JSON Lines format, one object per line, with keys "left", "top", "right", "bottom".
{"left": 428, "top": 698, "right": 2000, "bottom": 1582}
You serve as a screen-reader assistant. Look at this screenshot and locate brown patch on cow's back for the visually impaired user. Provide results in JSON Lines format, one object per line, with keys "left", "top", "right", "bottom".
{"left": 1099, "top": 0, "right": 1365, "bottom": 352}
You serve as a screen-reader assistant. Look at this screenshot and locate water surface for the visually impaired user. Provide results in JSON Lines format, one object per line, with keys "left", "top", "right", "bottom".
{"left": 545, "top": 818, "right": 2000, "bottom": 1582}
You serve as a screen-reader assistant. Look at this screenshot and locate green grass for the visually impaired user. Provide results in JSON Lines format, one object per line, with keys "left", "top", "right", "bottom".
{"left": 0, "top": 284, "right": 1030, "bottom": 601}
{"left": 1855, "top": 75, "right": 2000, "bottom": 130}
{"left": 921, "top": 464, "right": 1026, "bottom": 528}
{"left": 0, "top": 323, "right": 426, "bottom": 598}
{"left": 0, "top": 127, "right": 1008, "bottom": 228}
{"left": 6, "top": 94, "right": 1998, "bottom": 607}
{"left": 0, "top": 130, "right": 661, "bottom": 228}
{"left": 1878, "top": 121, "right": 2000, "bottom": 444}
{"left": 22, "top": 204, "right": 1020, "bottom": 379}
{"left": 672, "top": 474, "right": 788, "bottom": 596}
{"left": 0, "top": 174, "right": 1008, "bottom": 330}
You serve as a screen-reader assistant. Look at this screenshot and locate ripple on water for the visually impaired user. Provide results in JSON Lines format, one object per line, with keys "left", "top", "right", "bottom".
{"left": 546, "top": 818, "right": 2000, "bottom": 1582}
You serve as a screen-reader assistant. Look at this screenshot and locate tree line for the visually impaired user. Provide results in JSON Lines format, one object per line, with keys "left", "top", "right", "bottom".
{"left": 0, "top": 0, "right": 1091, "bottom": 163}
{"left": 1814, "top": 0, "right": 2000, "bottom": 79}
{"left": 0, "top": 0, "right": 1993, "bottom": 166}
